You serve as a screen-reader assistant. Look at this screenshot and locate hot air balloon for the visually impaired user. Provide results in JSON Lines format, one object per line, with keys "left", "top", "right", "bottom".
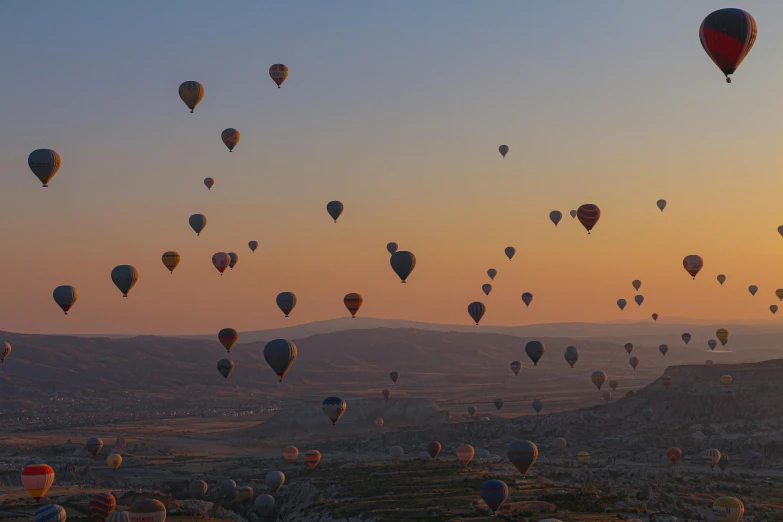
{"left": 236, "top": 486, "right": 253, "bottom": 504}
{"left": 716, "top": 328, "right": 730, "bottom": 346}
{"left": 601, "top": 390, "right": 612, "bottom": 402}
{"left": 189, "top": 214, "right": 207, "bottom": 236}
{"left": 609, "top": 379, "right": 618, "bottom": 392}
{"left": 482, "top": 284, "right": 492, "bottom": 296}
{"left": 304, "top": 450, "right": 321, "bottom": 469}
{"left": 713, "top": 496, "right": 744, "bottom": 522}
{"left": 111, "top": 265, "right": 138, "bottom": 297}
{"left": 632, "top": 280, "right": 642, "bottom": 291}
{"left": 161, "top": 252, "right": 180, "bottom": 274}
{"left": 32, "top": 505, "right": 65, "bottom": 522}
{"left": 323, "top": 396, "right": 347, "bottom": 425}
{"left": 683, "top": 255, "right": 704, "bottom": 279}
{"left": 706, "top": 359, "right": 714, "bottom": 365}
{"left": 652, "top": 313, "right": 659, "bottom": 321}
{"left": 28, "top": 149, "right": 63, "bottom": 188}
{"left": 617, "top": 299, "right": 626, "bottom": 311}
{"left": 86, "top": 437, "right": 103, "bottom": 456}
{"left": 771, "top": 305, "right": 779, "bottom": 315}
{"left": 569, "top": 210, "right": 577, "bottom": 219}
{"left": 577, "top": 451, "right": 590, "bottom": 462}
{"left": 190, "top": 481, "right": 208, "bottom": 499}
{"left": 106, "top": 454, "right": 122, "bottom": 471}
{"left": 390, "top": 371, "right": 399, "bottom": 383}
{"left": 326, "top": 201, "right": 343, "bottom": 222}
{"left": 283, "top": 446, "right": 299, "bottom": 463}
{"left": 467, "top": 405, "right": 477, "bottom": 417}
{"left": 1, "top": 342, "right": 10, "bottom": 363}
{"left": 779, "top": 225, "right": 783, "bottom": 238}
{"left": 457, "top": 444, "right": 475, "bottom": 466}
{"left": 480, "top": 480, "right": 509, "bottom": 513}
{"left": 748, "top": 285, "right": 758, "bottom": 296}
{"left": 487, "top": 268, "right": 497, "bottom": 280}
{"left": 666, "top": 447, "right": 682, "bottom": 466}
{"left": 212, "top": 253, "right": 229, "bottom": 275}
{"left": 498, "top": 145, "right": 509, "bottom": 158}
{"left": 718, "top": 453, "right": 730, "bottom": 472}
{"left": 426, "top": 441, "right": 442, "bottom": 459}
{"left": 221, "top": 128, "right": 240, "bottom": 152}
{"left": 659, "top": 344, "right": 668, "bottom": 356}
{"left": 386, "top": 242, "right": 398, "bottom": 254}
{"left": 390, "top": 251, "right": 416, "bottom": 283}
{"left": 576, "top": 204, "right": 600, "bottom": 234}
{"left": 591, "top": 371, "right": 607, "bottom": 390}
{"left": 700, "top": 8, "right": 757, "bottom": 83}
{"left": 265, "top": 471, "right": 285, "bottom": 493}
{"left": 504, "top": 246, "right": 515, "bottom": 259}
{"left": 217, "top": 359, "right": 234, "bottom": 379}
{"left": 264, "top": 339, "right": 297, "bottom": 382}
{"left": 510, "top": 361, "right": 522, "bottom": 375}
{"left": 90, "top": 493, "right": 116, "bottom": 522}
{"left": 178, "top": 81, "right": 204, "bottom": 112}
{"left": 564, "top": 346, "right": 579, "bottom": 368}
{"left": 129, "top": 500, "right": 166, "bottom": 522}
{"left": 249, "top": 241, "right": 258, "bottom": 253}
{"left": 106, "top": 512, "right": 129, "bottom": 522}
{"left": 661, "top": 375, "right": 673, "bottom": 389}
{"left": 629, "top": 356, "right": 639, "bottom": 370}
{"left": 532, "top": 399, "right": 543, "bottom": 415}
{"left": 507, "top": 440, "right": 538, "bottom": 476}
{"left": 720, "top": 375, "right": 732, "bottom": 387}
{"left": 493, "top": 398, "right": 503, "bottom": 411}
{"left": 552, "top": 438, "right": 567, "bottom": 453}
{"left": 468, "top": 301, "right": 486, "bottom": 325}
{"left": 549, "top": 210, "right": 562, "bottom": 227}
{"left": 642, "top": 408, "right": 653, "bottom": 422}
{"left": 218, "top": 328, "right": 238, "bottom": 352}
{"left": 682, "top": 333, "right": 691, "bottom": 344}
{"left": 382, "top": 389, "right": 390, "bottom": 401}
{"left": 221, "top": 480, "right": 236, "bottom": 495}
{"left": 204, "top": 177, "right": 214, "bottom": 190}
{"left": 375, "top": 418, "right": 384, "bottom": 427}
{"left": 702, "top": 448, "right": 721, "bottom": 469}
{"left": 22, "top": 464, "right": 54, "bottom": 500}
{"left": 344, "top": 293, "right": 363, "bottom": 317}
{"left": 717, "top": 274, "right": 726, "bottom": 285}
{"left": 656, "top": 199, "right": 667, "bottom": 212}
{"left": 777, "top": 289, "right": 783, "bottom": 301}
{"left": 521, "top": 292, "right": 533, "bottom": 307}
{"left": 634, "top": 295, "right": 644, "bottom": 306}
{"left": 525, "top": 341, "right": 545, "bottom": 365}
{"left": 388, "top": 446, "right": 404, "bottom": 459}
{"left": 276, "top": 292, "right": 297, "bottom": 317}
{"left": 708, "top": 339, "right": 717, "bottom": 350}
{"left": 228, "top": 252, "right": 238, "bottom": 270}
{"left": 269, "top": 64, "right": 289, "bottom": 88}
{"left": 624, "top": 342, "right": 634, "bottom": 354}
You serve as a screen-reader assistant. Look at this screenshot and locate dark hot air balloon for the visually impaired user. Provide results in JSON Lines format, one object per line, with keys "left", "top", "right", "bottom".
{"left": 189, "top": 214, "right": 207, "bottom": 236}
{"left": 525, "top": 340, "right": 545, "bottom": 365}
{"left": 344, "top": 293, "right": 363, "bottom": 317}
{"left": 521, "top": 292, "right": 533, "bottom": 307}
{"left": 53, "top": 285, "right": 78, "bottom": 315}
{"left": 507, "top": 440, "right": 538, "bottom": 476}
{"left": 390, "top": 251, "right": 416, "bottom": 283}
{"left": 326, "top": 201, "right": 344, "bottom": 222}
{"left": 276, "top": 292, "right": 297, "bottom": 317}
{"left": 221, "top": 128, "right": 240, "bottom": 151}
{"left": 480, "top": 480, "right": 509, "bottom": 513}
{"left": 390, "top": 371, "right": 399, "bottom": 383}
{"left": 111, "top": 265, "right": 138, "bottom": 297}
{"left": 269, "top": 64, "right": 289, "bottom": 88}
{"left": 322, "top": 396, "right": 347, "bottom": 425}
{"left": 699, "top": 9, "right": 757, "bottom": 83}
{"left": 564, "top": 345, "right": 579, "bottom": 368}
{"left": 510, "top": 361, "right": 521, "bottom": 375}
{"left": 264, "top": 339, "right": 297, "bottom": 381}
{"left": 28, "top": 149, "right": 61, "bottom": 187}
{"left": 577, "top": 204, "right": 600, "bottom": 234}
{"left": 179, "top": 81, "right": 204, "bottom": 112}
{"left": 468, "top": 302, "right": 486, "bottom": 325}
{"left": 426, "top": 441, "right": 442, "bottom": 459}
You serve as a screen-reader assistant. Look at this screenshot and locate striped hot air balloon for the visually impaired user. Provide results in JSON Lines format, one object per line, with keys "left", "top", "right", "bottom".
{"left": 221, "top": 128, "right": 240, "bottom": 151}
{"left": 106, "top": 512, "right": 129, "bottom": 522}
{"left": 161, "top": 252, "right": 180, "bottom": 274}
{"left": 85, "top": 437, "right": 103, "bottom": 456}
{"left": 700, "top": 9, "right": 757, "bottom": 84}
{"left": 1, "top": 342, "right": 10, "bottom": 363}
{"left": 343, "top": 293, "right": 363, "bottom": 317}
{"left": 178, "top": 81, "right": 204, "bottom": 112}
{"left": 90, "top": 493, "right": 117, "bottom": 522}
{"left": 283, "top": 446, "right": 299, "bottom": 463}
{"left": 32, "top": 505, "right": 66, "bottom": 522}
{"left": 467, "top": 301, "right": 486, "bottom": 325}
{"left": 21, "top": 464, "right": 55, "bottom": 500}
{"left": 269, "top": 64, "right": 289, "bottom": 88}
{"left": 28, "top": 149, "right": 61, "bottom": 187}
{"left": 322, "top": 396, "right": 347, "bottom": 425}
{"left": 576, "top": 204, "right": 601, "bottom": 234}
{"left": 129, "top": 500, "right": 166, "bottom": 522}
{"left": 304, "top": 450, "right": 321, "bottom": 468}
{"left": 457, "top": 445, "right": 475, "bottom": 466}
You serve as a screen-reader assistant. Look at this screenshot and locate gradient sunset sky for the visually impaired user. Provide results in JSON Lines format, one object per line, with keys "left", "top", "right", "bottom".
{"left": 1, "top": 1, "right": 783, "bottom": 334}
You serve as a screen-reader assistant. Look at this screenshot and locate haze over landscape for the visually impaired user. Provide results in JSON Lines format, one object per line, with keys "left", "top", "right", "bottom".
{"left": 2, "top": 1, "right": 783, "bottom": 521}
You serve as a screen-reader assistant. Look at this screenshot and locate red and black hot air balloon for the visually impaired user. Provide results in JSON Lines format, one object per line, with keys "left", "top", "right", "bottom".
{"left": 699, "top": 9, "right": 757, "bottom": 84}
{"left": 577, "top": 204, "right": 601, "bottom": 234}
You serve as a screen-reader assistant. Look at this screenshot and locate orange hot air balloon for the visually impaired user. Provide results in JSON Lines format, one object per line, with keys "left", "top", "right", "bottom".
{"left": 382, "top": 389, "right": 390, "bottom": 401}
{"left": 577, "top": 204, "right": 601, "bottom": 234}
{"left": 269, "top": 64, "right": 289, "bottom": 88}
{"left": 221, "top": 128, "right": 240, "bottom": 152}
{"left": 283, "top": 446, "right": 299, "bottom": 463}
{"left": 22, "top": 464, "right": 55, "bottom": 500}
{"left": 304, "top": 450, "right": 321, "bottom": 469}
{"left": 375, "top": 418, "right": 384, "bottom": 428}
{"left": 456, "top": 444, "right": 475, "bottom": 466}
{"left": 161, "top": 251, "right": 180, "bottom": 274}
{"left": 683, "top": 255, "right": 704, "bottom": 279}
{"left": 666, "top": 447, "right": 682, "bottom": 466}
{"left": 344, "top": 293, "right": 363, "bottom": 317}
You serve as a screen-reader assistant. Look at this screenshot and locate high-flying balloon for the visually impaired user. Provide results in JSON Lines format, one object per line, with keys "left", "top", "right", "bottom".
{"left": 480, "top": 480, "right": 509, "bottom": 513}
{"left": 532, "top": 399, "right": 543, "bottom": 414}
{"left": 283, "top": 446, "right": 299, "bottom": 463}
{"left": 221, "top": 128, "right": 240, "bottom": 152}
{"left": 390, "top": 251, "right": 416, "bottom": 283}
{"left": 521, "top": 292, "right": 533, "bottom": 307}
{"left": 189, "top": 214, "right": 207, "bottom": 236}
{"left": 249, "top": 241, "right": 258, "bottom": 253}
{"left": 504, "top": 246, "right": 515, "bottom": 260}
{"left": 190, "top": 481, "right": 208, "bottom": 500}
{"left": 269, "top": 64, "right": 289, "bottom": 88}
{"left": 106, "top": 453, "right": 122, "bottom": 471}
{"left": 22, "top": 464, "right": 55, "bottom": 500}
{"left": 161, "top": 252, "right": 180, "bottom": 274}
{"left": 717, "top": 274, "right": 726, "bottom": 285}
{"left": 510, "top": 361, "right": 522, "bottom": 375}
{"left": 491, "top": 398, "right": 503, "bottom": 411}
{"left": 86, "top": 437, "right": 103, "bottom": 456}
{"left": 204, "top": 177, "right": 214, "bottom": 190}
{"left": 111, "top": 265, "right": 138, "bottom": 297}
{"left": 576, "top": 204, "right": 600, "bottom": 234}
{"left": 264, "top": 339, "right": 297, "bottom": 381}
{"left": 228, "top": 252, "right": 238, "bottom": 270}
{"left": 699, "top": 8, "right": 757, "bottom": 83}
{"left": 632, "top": 280, "right": 642, "bottom": 291}
{"left": 90, "top": 493, "right": 117, "bottom": 522}
{"left": 682, "top": 333, "right": 691, "bottom": 344}
{"left": 53, "top": 285, "right": 78, "bottom": 315}
{"left": 708, "top": 339, "right": 718, "bottom": 350}
{"left": 390, "top": 371, "right": 399, "bottom": 384}
{"left": 683, "top": 255, "right": 704, "bottom": 279}
{"left": 659, "top": 344, "right": 668, "bottom": 356}
{"left": 748, "top": 285, "right": 758, "bottom": 296}
{"left": 467, "top": 302, "right": 486, "bottom": 325}
{"left": 344, "top": 293, "right": 363, "bottom": 317}
{"left": 32, "top": 505, "right": 65, "bottom": 522}
{"left": 487, "top": 268, "right": 497, "bottom": 280}
{"left": 217, "top": 359, "right": 234, "bottom": 380}
{"left": 716, "top": 328, "right": 730, "bottom": 346}
{"left": 386, "top": 242, "right": 398, "bottom": 255}
{"left": 634, "top": 295, "right": 644, "bottom": 306}
{"left": 221, "top": 480, "right": 236, "bottom": 495}
{"left": 179, "top": 81, "right": 204, "bottom": 112}
{"left": 265, "top": 471, "right": 285, "bottom": 493}
{"left": 591, "top": 371, "right": 607, "bottom": 390}
{"left": 276, "top": 292, "right": 297, "bottom": 317}
{"left": 549, "top": 210, "right": 562, "bottom": 227}
{"left": 771, "top": 305, "right": 779, "bottom": 315}
{"left": 569, "top": 210, "right": 577, "bottom": 219}
{"left": 526, "top": 341, "right": 545, "bottom": 365}
{"left": 212, "top": 253, "right": 229, "bottom": 275}
{"left": 629, "top": 356, "right": 639, "bottom": 370}
{"left": 426, "top": 441, "right": 442, "bottom": 459}
{"left": 457, "top": 444, "right": 475, "bottom": 466}
{"left": 129, "top": 500, "right": 166, "bottom": 522}
{"left": 624, "top": 342, "right": 634, "bottom": 354}
{"left": 498, "top": 145, "right": 509, "bottom": 158}
{"left": 776, "top": 288, "right": 783, "bottom": 301}
{"left": 218, "top": 328, "right": 238, "bottom": 352}
{"left": 322, "top": 396, "right": 347, "bottom": 425}
{"left": 375, "top": 417, "right": 384, "bottom": 427}
{"left": 564, "top": 346, "right": 579, "bottom": 368}
{"left": 482, "top": 284, "right": 492, "bottom": 296}
{"left": 326, "top": 201, "right": 344, "bottom": 222}
{"left": 28, "top": 149, "right": 62, "bottom": 187}
{"left": 713, "top": 496, "right": 744, "bottom": 522}
{"left": 656, "top": 199, "right": 667, "bottom": 212}
{"left": 616, "top": 299, "right": 626, "bottom": 311}
{"left": 507, "top": 440, "right": 538, "bottom": 476}
{"left": 652, "top": 313, "right": 659, "bottom": 321}
{"left": 609, "top": 379, "right": 618, "bottom": 392}
{"left": 1, "top": 342, "right": 10, "bottom": 363}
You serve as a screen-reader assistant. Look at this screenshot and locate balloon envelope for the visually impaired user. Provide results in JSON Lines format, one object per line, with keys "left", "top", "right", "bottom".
{"left": 591, "top": 371, "right": 607, "bottom": 390}
{"left": 510, "top": 361, "right": 522, "bottom": 375}
{"left": 248, "top": 241, "right": 258, "bottom": 253}
{"left": 426, "top": 441, "right": 442, "bottom": 459}
{"left": 549, "top": 210, "right": 562, "bottom": 226}
{"left": 218, "top": 328, "right": 238, "bottom": 352}
{"left": 53, "top": 285, "right": 78, "bottom": 315}
{"left": 322, "top": 396, "right": 347, "bottom": 425}
{"left": 576, "top": 204, "right": 600, "bottom": 234}
{"left": 344, "top": 293, "right": 363, "bottom": 317}
{"left": 32, "top": 505, "right": 65, "bottom": 522}
{"left": 217, "top": 359, "right": 234, "bottom": 379}
{"left": 161, "top": 251, "right": 180, "bottom": 273}
{"left": 656, "top": 199, "right": 667, "bottom": 211}
{"left": 457, "top": 444, "right": 475, "bottom": 466}
{"left": 221, "top": 128, "right": 240, "bottom": 151}
{"left": 564, "top": 346, "right": 579, "bottom": 368}
{"left": 632, "top": 280, "right": 642, "bottom": 291}
{"left": 629, "top": 356, "right": 639, "bottom": 370}
{"left": 487, "top": 268, "right": 497, "bottom": 280}
{"left": 264, "top": 339, "right": 298, "bottom": 381}
{"left": 386, "top": 242, "right": 398, "bottom": 254}
{"left": 304, "top": 450, "right": 321, "bottom": 468}
{"left": 481, "top": 284, "right": 492, "bottom": 296}
{"left": 283, "top": 446, "right": 299, "bottom": 463}
{"left": 683, "top": 254, "right": 704, "bottom": 279}
{"left": 178, "top": 81, "right": 204, "bottom": 112}
{"left": 699, "top": 8, "right": 757, "bottom": 83}
{"left": 525, "top": 341, "right": 545, "bottom": 365}
{"left": 521, "top": 292, "right": 533, "bottom": 307}
{"left": 129, "top": 499, "right": 166, "bottom": 522}
{"left": 480, "top": 480, "right": 509, "bottom": 512}
{"left": 682, "top": 333, "right": 691, "bottom": 344}
{"left": 467, "top": 301, "right": 486, "bottom": 325}
{"left": 507, "top": 440, "right": 538, "bottom": 476}
{"left": 498, "top": 145, "right": 509, "bottom": 158}
{"left": 617, "top": 299, "right": 626, "bottom": 311}
{"left": 111, "top": 265, "right": 138, "bottom": 297}
{"left": 28, "top": 149, "right": 61, "bottom": 187}
{"left": 189, "top": 214, "right": 207, "bottom": 236}
{"left": 276, "top": 292, "right": 297, "bottom": 317}
{"left": 326, "top": 200, "right": 344, "bottom": 222}
{"left": 748, "top": 285, "right": 757, "bottom": 295}
{"left": 265, "top": 471, "right": 285, "bottom": 493}
{"left": 390, "top": 251, "right": 416, "bottom": 283}
{"left": 269, "top": 64, "right": 289, "bottom": 87}
{"left": 212, "top": 253, "right": 229, "bottom": 274}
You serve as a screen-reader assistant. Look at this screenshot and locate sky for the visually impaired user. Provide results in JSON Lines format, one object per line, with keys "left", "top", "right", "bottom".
{"left": 1, "top": 1, "right": 783, "bottom": 335}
